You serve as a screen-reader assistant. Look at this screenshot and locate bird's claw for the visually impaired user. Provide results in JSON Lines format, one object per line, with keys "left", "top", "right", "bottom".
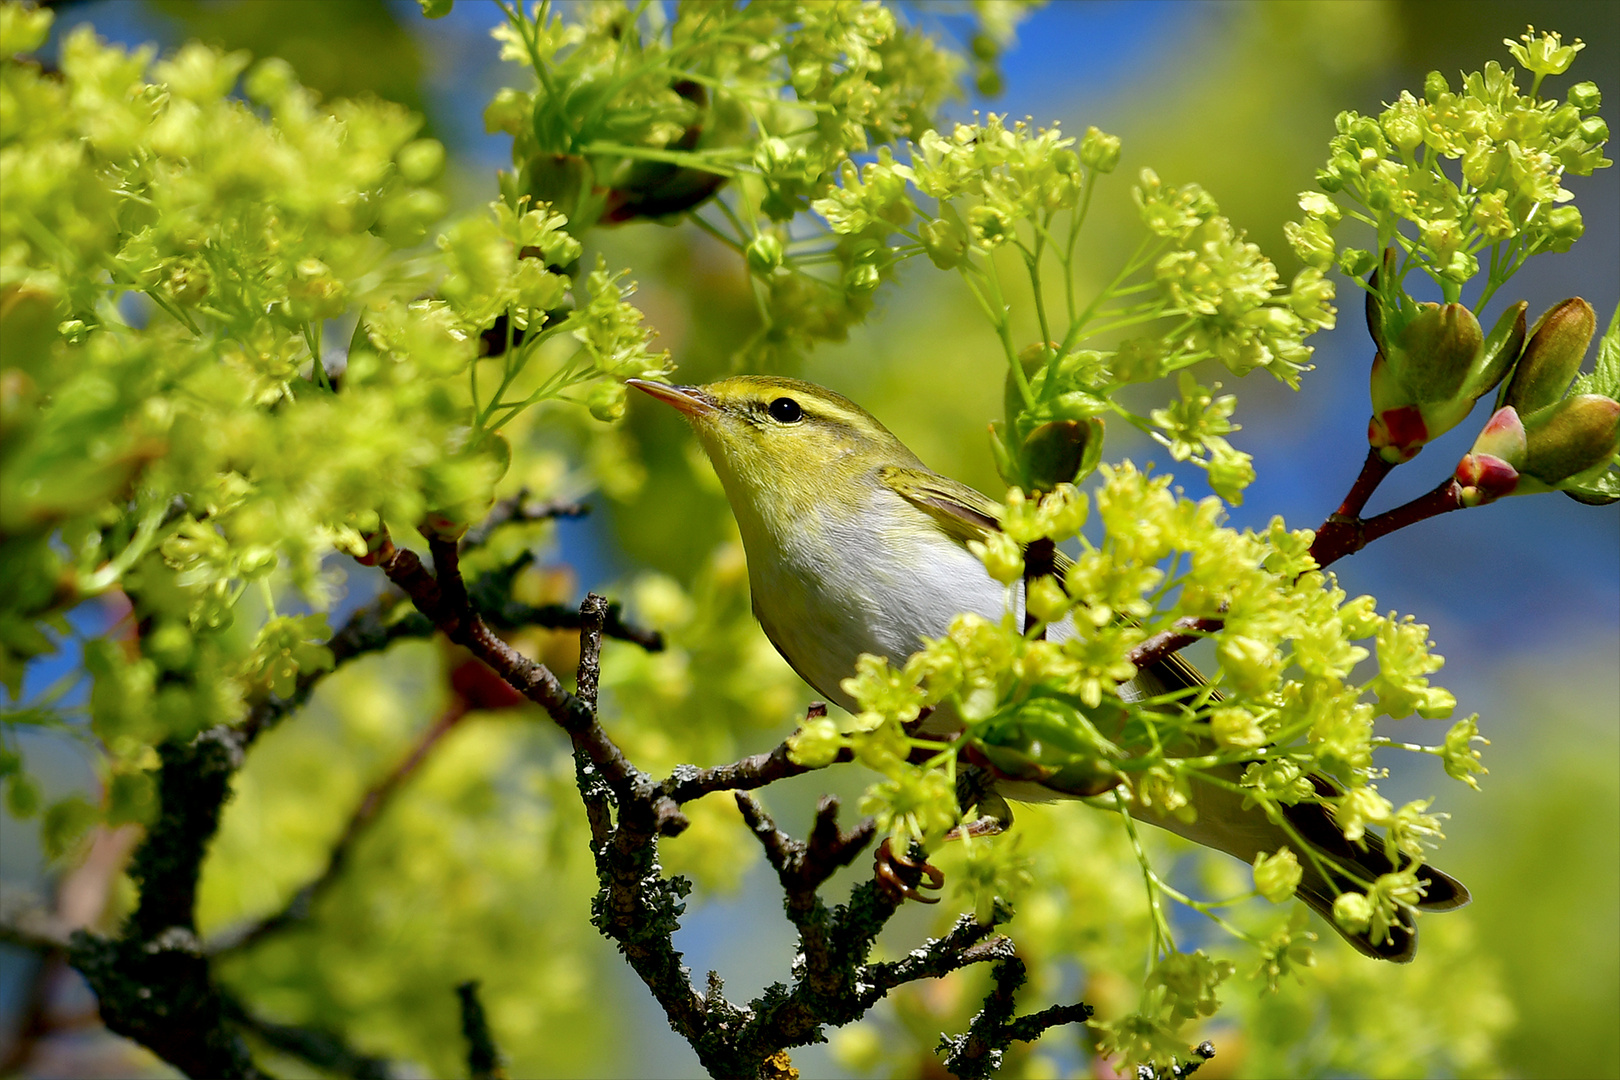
{"left": 873, "top": 837, "right": 944, "bottom": 903}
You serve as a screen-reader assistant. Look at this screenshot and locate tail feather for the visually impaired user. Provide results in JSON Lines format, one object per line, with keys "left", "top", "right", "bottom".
{"left": 1126, "top": 653, "right": 1469, "bottom": 959}
{"left": 1134, "top": 769, "right": 1468, "bottom": 962}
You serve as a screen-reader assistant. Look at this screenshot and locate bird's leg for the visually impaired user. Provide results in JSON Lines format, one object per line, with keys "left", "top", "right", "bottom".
{"left": 873, "top": 837, "right": 945, "bottom": 903}
{"left": 874, "top": 772, "right": 1017, "bottom": 903}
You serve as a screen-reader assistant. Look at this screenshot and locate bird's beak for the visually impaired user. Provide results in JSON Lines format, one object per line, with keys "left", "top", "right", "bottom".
{"left": 626, "top": 379, "right": 717, "bottom": 417}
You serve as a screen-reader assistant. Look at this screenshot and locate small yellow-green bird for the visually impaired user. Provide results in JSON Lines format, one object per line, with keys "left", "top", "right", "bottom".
{"left": 629, "top": 374, "right": 1467, "bottom": 961}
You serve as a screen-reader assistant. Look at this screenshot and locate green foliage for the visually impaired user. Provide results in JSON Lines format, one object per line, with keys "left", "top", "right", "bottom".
{"left": 3, "top": 2, "right": 1613, "bottom": 1076}
{"left": 1291, "top": 27, "right": 1609, "bottom": 308}
{"left": 804, "top": 112, "right": 1335, "bottom": 499}
{"left": 0, "top": 0, "right": 663, "bottom": 820}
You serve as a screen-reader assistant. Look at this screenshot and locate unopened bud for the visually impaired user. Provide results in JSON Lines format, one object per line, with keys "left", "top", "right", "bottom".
{"left": 1469, "top": 406, "right": 1527, "bottom": 464}
{"left": 1547, "top": 103, "right": 1581, "bottom": 136}
{"left": 1332, "top": 892, "right": 1374, "bottom": 934}
{"left": 1079, "top": 126, "right": 1122, "bottom": 173}
{"left": 746, "top": 234, "right": 783, "bottom": 276}
{"left": 970, "top": 532, "right": 1024, "bottom": 585}
{"left": 1568, "top": 81, "right": 1601, "bottom": 111}
{"left": 1455, "top": 451, "right": 1521, "bottom": 507}
{"left": 1502, "top": 298, "right": 1596, "bottom": 415}
{"left": 1522, "top": 394, "right": 1620, "bottom": 485}
{"left": 1021, "top": 418, "right": 1103, "bottom": 492}
{"left": 1394, "top": 303, "right": 1482, "bottom": 401}
{"left": 1546, "top": 206, "right": 1584, "bottom": 244}
{"left": 919, "top": 216, "right": 966, "bottom": 270}
{"left": 842, "top": 261, "right": 880, "bottom": 293}
{"left": 1369, "top": 296, "right": 1527, "bottom": 463}
{"left": 586, "top": 380, "right": 627, "bottom": 423}
{"left": 1253, "top": 847, "right": 1303, "bottom": 903}
{"left": 1025, "top": 575, "right": 1070, "bottom": 623}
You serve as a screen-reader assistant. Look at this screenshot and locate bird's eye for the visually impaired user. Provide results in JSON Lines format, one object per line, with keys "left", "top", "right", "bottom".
{"left": 767, "top": 397, "right": 803, "bottom": 423}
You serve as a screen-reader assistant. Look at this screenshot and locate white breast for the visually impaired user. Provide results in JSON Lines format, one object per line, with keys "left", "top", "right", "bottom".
{"left": 743, "top": 485, "right": 1031, "bottom": 713}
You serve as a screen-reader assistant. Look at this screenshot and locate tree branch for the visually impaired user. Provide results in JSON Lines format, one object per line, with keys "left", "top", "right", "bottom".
{"left": 661, "top": 704, "right": 852, "bottom": 804}
{"left": 68, "top": 725, "right": 265, "bottom": 1079}
{"left": 56, "top": 575, "right": 456, "bottom": 1079}
{"left": 456, "top": 980, "right": 504, "bottom": 1080}
{"left": 938, "top": 955, "right": 1094, "bottom": 1079}
{"left": 363, "top": 525, "right": 1104, "bottom": 1079}
{"left": 461, "top": 491, "right": 588, "bottom": 549}
{"left": 221, "top": 991, "right": 394, "bottom": 1080}
{"left": 1128, "top": 617, "right": 1224, "bottom": 673}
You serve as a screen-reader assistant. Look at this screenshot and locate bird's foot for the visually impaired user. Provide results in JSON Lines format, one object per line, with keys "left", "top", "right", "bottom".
{"left": 873, "top": 837, "right": 944, "bottom": 904}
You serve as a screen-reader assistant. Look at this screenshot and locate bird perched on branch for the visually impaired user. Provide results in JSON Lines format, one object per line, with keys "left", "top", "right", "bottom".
{"left": 628, "top": 375, "right": 1467, "bottom": 961}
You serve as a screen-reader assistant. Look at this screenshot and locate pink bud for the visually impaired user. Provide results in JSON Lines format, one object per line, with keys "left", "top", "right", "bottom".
{"left": 1469, "top": 406, "right": 1527, "bottom": 464}
{"left": 1454, "top": 452, "right": 1521, "bottom": 506}
{"left": 1369, "top": 405, "right": 1430, "bottom": 463}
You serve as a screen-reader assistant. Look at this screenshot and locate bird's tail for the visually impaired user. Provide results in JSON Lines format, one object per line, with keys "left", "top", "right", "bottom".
{"left": 1128, "top": 652, "right": 1469, "bottom": 962}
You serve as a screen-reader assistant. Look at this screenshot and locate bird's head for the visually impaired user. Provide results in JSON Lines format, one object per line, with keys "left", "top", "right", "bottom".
{"left": 628, "top": 375, "right": 922, "bottom": 524}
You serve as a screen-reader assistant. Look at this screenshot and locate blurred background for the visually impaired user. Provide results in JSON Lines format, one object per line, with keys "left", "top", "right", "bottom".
{"left": 2, "top": 1, "right": 1615, "bottom": 1077}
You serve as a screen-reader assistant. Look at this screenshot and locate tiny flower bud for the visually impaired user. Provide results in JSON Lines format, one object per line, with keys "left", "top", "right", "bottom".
{"left": 1025, "top": 575, "right": 1070, "bottom": 624}
{"left": 1423, "top": 70, "right": 1450, "bottom": 101}
{"left": 1578, "top": 116, "right": 1609, "bottom": 144}
{"left": 1253, "top": 848, "right": 1303, "bottom": 903}
{"left": 1547, "top": 103, "right": 1582, "bottom": 137}
{"left": 398, "top": 139, "right": 445, "bottom": 184}
{"left": 1546, "top": 205, "right": 1584, "bottom": 244}
{"left": 919, "top": 216, "right": 967, "bottom": 270}
{"left": 1502, "top": 298, "right": 1596, "bottom": 415}
{"left": 1568, "top": 81, "right": 1601, "bottom": 112}
{"left": 970, "top": 532, "right": 1024, "bottom": 585}
{"left": 1332, "top": 891, "right": 1374, "bottom": 934}
{"left": 586, "top": 380, "right": 627, "bottom": 423}
{"left": 842, "top": 261, "right": 881, "bottom": 293}
{"left": 787, "top": 716, "right": 844, "bottom": 768}
{"left": 1079, "top": 126, "right": 1122, "bottom": 173}
{"left": 745, "top": 234, "right": 783, "bottom": 276}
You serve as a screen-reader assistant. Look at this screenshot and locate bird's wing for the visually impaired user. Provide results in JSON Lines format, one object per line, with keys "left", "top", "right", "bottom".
{"left": 877, "top": 465, "right": 1001, "bottom": 546}
{"left": 877, "top": 463, "right": 1082, "bottom": 571}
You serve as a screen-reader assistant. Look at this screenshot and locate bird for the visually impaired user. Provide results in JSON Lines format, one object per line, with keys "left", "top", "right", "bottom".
{"left": 627, "top": 374, "right": 1468, "bottom": 961}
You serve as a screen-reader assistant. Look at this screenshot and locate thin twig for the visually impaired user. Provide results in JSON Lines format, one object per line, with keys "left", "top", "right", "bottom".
{"left": 456, "top": 981, "right": 504, "bottom": 1080}
{"left": 662, "top": 704, "right": 849, "bottom": 804}
{"left": 221, "top": 990, "right": 394, "bottom": 1080}
{"left": 462, "top": 492, "right": 589, "bottom": 548}
{"left": 1128, "top": 617, "right": 1223, "bottom": 672}
{"left": 939, "top": 955, "right": 1095, "bottom": 1079}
